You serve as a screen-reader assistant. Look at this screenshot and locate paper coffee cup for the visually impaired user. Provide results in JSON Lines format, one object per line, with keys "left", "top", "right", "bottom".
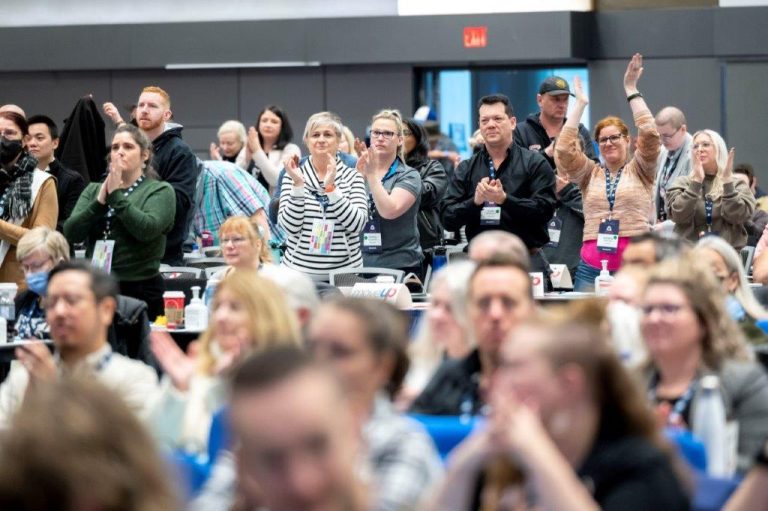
{"left": 163, "top": 291, "right": 186, "bottom": 326}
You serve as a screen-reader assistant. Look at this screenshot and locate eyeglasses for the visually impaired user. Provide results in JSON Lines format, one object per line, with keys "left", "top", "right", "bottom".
{"left": 221, "top": 236, "right": 248, "bottom": 246}
{"left": 43, "top": 293, "right": 91, "bottom": 310}
{"left": 370, "top": 130, "right": 397, "bottom": 140}
{"left": 659, "top": 126, "right": 681, "bottom": 141}
{"left": 597, "top": 134, "right": 624, "bottom": 146}
{"left": 693, "top": 142, "right": 713, "bottom": 150}
{"left": 641, "top": 303, "right": 687, "bottom": 317}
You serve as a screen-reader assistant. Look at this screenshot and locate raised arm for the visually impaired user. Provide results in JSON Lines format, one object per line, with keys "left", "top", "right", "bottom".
{"left": 624, "top": 53, "right": 661, "bottom": 185}
{"left": 555, "top": 76, "right": 594, "bottom": 189}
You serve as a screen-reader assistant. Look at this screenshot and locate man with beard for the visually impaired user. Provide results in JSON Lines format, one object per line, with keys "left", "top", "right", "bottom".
{"left": 103, "top": 87, "right": 198, "bottom": 265}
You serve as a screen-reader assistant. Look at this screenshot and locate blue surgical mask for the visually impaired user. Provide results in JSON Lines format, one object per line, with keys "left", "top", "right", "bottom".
{"left": 25, "top": 271, "right": 49, "bottom": 297}
{"left": 725, "top": 294, "right": 745, "bottom": 322}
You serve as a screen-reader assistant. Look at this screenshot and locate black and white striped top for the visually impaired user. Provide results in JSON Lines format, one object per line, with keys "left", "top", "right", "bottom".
{"left": 278, "top": 158, "right": 368, "bottom": 278}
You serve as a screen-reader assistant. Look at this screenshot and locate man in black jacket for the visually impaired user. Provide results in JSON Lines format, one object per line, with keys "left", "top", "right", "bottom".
{"left": 410, "top": 255, "right": 535, "bottom": 415}
{"left": 514, "top": 77, "right": 596, "bottom": 284}
{"left": 440, "top": 94, "right": 556, "bottom": 276}
{"left": 27, "top": 115, "right": 86, "bottom": 232}
{"left": 104, "top": 87, "right": 198, "bottom": 265}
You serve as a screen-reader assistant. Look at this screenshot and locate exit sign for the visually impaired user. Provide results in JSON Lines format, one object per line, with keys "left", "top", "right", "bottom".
{"left": 463, "top": 26, "right": 488, "bottom": 48}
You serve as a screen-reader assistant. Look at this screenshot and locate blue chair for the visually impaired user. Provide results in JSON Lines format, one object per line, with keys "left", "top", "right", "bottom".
{"left": 693, "top": 471, "right": 741, "bottom": 511}
{"left": 408, "top": 414, "right": 478, "bottom": 460}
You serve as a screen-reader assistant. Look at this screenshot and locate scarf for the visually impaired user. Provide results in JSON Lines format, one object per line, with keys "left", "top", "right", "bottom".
{"left": 0, "top": 153, "right": 37, "bottom": 221}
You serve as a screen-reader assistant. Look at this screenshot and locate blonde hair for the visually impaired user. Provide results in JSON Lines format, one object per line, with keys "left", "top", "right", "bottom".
{"left": 218, "top": 215, "right": 271, "bottom": 263}
{"left": 372, "top": 109, "right": 405, "bottom": 161}
{"left": 197, "top": 270, "right": 302, "bottom": 375}
{"left": 643, "top": 254, "right": 752, "bottom": 369}
{"left": 302, "top": 112, "right": 343, "bottom": 142}
{"left": 341, "top": 125, "right": 356, "bottom": 156}
{"left": 695, "top": 236, "right": 768, "bottom": 320}
{"left": 17, "top": 226, "right": 70, "bottom": 263}
{"left": 0, "top": 376, "right": 178, "bottom": 511}
{"left": 692, "top": 129, "right": 729, "bottom": 200}
{"left": 217, "top": 120, "right": 247, "bottom": 146}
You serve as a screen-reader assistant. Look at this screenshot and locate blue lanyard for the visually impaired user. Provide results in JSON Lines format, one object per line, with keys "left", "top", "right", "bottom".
{"left": 649, "top": 374, "right": 697, "bottom": 426}
{"left": 704, "top": 195, "right": 714, "bottom": 230}
{"left": 368, "top": 160, "right": 399, "bottom": 217}
{"left": 488, "top": 156, "right": 497, "bottom": 180}
{"left": 309, "top": 190, "right": 330, "bottom": 213}
{"left": 604, "top": 167, "right": 623, "bottom": 214}
{"left": 103, "top": 175, "right": 145, "bottom": 239}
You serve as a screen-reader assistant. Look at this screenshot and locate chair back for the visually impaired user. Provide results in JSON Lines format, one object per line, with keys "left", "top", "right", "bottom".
{"left": 329, "top": 267, "right": 405, "bottom": 287}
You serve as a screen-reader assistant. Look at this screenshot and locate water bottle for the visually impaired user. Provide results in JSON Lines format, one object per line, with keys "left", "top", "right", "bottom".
{"left": 692, "top": 375, "right": 728, "bottom": 476}
{"left": 432, "top": 245, "right": 448, "bottom": 273}
{"left": 204, "top": 278, "right": 220, "bottom": 311}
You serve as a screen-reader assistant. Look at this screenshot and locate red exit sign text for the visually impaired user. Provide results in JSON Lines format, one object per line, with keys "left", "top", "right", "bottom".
{"left": 463, "top": 26, "right": 488, "bottom": 48}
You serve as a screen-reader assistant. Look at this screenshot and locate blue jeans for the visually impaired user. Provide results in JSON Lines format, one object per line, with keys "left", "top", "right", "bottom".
{"left": 573, "top": 259, "right": 602, "bottom": 292}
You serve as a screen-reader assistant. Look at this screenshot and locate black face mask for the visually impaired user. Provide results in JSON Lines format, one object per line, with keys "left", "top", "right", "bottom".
{"left": 0, "top": 137, "right": 23, "bottom": 166}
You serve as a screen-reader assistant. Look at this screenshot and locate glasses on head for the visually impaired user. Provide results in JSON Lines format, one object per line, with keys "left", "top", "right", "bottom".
{"left": 659, "top": 126, "right": 681, "bottom": 141}
{"left": 693, "top": 142, "right": 713, "bottom": 150}
{"left": 597, "top": 134, "right": 624, "bottom": 146}
{"left": 221, "top": 236, "right": 248, "bottom": 246}
{"left": 0, "top": 129, "right": 20, "bottom": 139}
{"left": 370, "top": 129, "right": 397, "bottom": 140}
{"left": 641, "top": 303, "right": 687, "bottom": 317}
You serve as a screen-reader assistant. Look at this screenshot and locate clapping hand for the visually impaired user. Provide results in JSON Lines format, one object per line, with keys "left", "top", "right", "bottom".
{"left": 722, "top": 147, "right": 735, "bottom": 183}
{"left": 485, "top": 179, "right": 506, "bottom": 204}
{"left": 209, "top": 142, "right": 222, "bottom": 161}
{"left": 150, "top": 331, "right": 197, "bottom": 392}
{"left": 324, "top": 153, "right": 337, "bottom": 188}
{"left": 284, "top": 154, "right": 305, "bottom": 187}
{"left": 623, "top": 53, "right": 644, "bottom": 94}
{"left": 691, "top": 153, "right": 705, "bottom": 183}
{"left": 355, "top": 139, "right": 374, "bottom": 178}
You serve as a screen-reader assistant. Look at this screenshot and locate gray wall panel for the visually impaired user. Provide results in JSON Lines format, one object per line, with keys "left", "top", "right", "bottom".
{"left": 324, "top": 65, "right": 414, "bottom": 140}
{"left": 587, "top": 58, "right": 721, "bottom": 136}
{"left": 0, "top": 71, "right": 111, "bottom": 126}
{"left": 725, "top": 62, "right": 768, "bottom": 187}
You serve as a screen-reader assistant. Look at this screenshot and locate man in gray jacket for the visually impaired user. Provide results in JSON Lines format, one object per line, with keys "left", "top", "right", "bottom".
{"left": 655, "top": 106, "right": 693, "bottom": 222}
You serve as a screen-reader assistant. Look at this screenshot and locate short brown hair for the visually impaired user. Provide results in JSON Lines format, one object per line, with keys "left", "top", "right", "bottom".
{"left": 469, "top": 253, "right": 533, "bottom": 299}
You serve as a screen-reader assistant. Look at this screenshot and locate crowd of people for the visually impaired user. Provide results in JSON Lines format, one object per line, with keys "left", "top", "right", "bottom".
{"left": 3, "top": 52, "right": 768, "bottom": 510}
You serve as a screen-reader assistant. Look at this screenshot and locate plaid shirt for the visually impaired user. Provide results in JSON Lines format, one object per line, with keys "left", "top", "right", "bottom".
{"left": 193, "top": 160, "right": 283, "bottom": 244}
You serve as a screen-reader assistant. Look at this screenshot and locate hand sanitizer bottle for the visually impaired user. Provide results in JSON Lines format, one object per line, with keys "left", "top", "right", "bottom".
{"left": 594, "top": 259, "right": 614, "bottom": 296}
{"left": 184, "top": 286, "right": 208, "bottom": 331}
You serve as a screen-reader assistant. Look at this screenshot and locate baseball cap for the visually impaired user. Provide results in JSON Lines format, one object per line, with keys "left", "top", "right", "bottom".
{"left": 539, "top": 76, "right": 574, "bottom": 97}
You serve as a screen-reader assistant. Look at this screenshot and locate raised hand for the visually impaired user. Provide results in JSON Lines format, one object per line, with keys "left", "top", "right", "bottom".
{"left": 355, "top": 143, "right": 373, "bottom": 178}
{"left": 150, "top": 331, "right": 196, "bottom": 392}
{"left": 209, "top": 142, "right": 221, "bottom": 161}
{"left": 247, "top": 126, "right": 262, "bottom": 154}
{"left": 573, "top": 75, "right": 589, "bottom": 106}
{"left": 722, "top": 147, "right": 735, "bottom": 183}
{"left": 353, "top": 137, "right": 368, "bottom": 158}
{"left": 623, "top": 53, "right": 644, "bottom": 94}
{"left": 104, "top": 164, "right": 124, "bottom": 195}
{"left": 102, "top": 102, "right": 124, "bottom": 125}
{"left": 690, "top": 153, "right": 705, "bottom": 183}
{"left": 284, "top": 154, "right": 305, "bottom": 187}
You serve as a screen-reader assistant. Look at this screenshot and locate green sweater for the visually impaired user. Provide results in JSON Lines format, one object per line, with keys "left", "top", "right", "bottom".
{"left": 64, "top": 179, "right": 176, "bottom": 281}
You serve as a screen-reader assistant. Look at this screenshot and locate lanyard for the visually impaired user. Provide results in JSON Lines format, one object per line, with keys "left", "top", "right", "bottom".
{"left": 0, "top": 187, "right": 11, "bottom": 218}
{"left": 309, "top": 190, "right": 330, "bottom": 216}
{"left": 368, "top": 160, "right": 399, "bottom": 218}
{"left": 649, "top": 374, "right": 697, "bottom": 426}
{"left": 704, "top": 195, "right": 714, "bottom": 231}
{"left": 604, "top": 166, "right": 623, "bottom": 215}
{"left": 660, "top": 151, "right": 679, "bottom": 188}
{"left": 488, "top": 155, "right": 497, "bottom": 180}
{"left": 103, "top": 175, "right": 145, "bottom": 240}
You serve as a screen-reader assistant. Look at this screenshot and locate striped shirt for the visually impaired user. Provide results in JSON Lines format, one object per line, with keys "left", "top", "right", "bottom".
{"left": 278, "top": 158, "right": 368, "bottom": 278}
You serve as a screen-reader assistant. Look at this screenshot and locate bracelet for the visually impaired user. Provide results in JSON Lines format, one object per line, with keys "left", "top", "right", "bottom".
{"left": 325, "top": 184, "right": 336, "bottom": 193}
{"left": 626, "top": 92, "right": 643, "bottom": 102}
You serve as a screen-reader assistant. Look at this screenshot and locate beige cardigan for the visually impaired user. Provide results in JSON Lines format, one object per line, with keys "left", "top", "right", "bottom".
{"left": 555, "top": 110, "right": 660, "bottom": 241}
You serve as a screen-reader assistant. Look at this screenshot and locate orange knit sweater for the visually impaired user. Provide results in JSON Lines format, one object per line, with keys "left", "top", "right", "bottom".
{"left": 555, "top": 110, "right": 660, "bottom": 241}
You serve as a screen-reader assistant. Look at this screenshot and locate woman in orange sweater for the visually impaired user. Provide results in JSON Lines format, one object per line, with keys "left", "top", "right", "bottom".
{"left": 555, "top": 54, "right": 660, "bottom": 291}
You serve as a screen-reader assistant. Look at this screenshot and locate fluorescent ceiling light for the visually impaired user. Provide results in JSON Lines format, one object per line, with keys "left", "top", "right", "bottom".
{"left": 165, "top": 61, "right": 321, "bottom": 69}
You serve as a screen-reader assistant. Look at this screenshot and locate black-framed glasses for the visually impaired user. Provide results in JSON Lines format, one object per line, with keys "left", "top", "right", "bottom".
{"left": 597, "top": 134, "right": 624, "bottom": 146}
{"left": 370, "top": 130, "right": 396, "bottom": 140}
{"left": 659, "top": 126, "right": 681, "bottom": 141}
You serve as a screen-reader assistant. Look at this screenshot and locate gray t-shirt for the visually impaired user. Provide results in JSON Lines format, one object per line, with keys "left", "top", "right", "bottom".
{"left": 362, "top": 159, "right": 423, "bottom": 270}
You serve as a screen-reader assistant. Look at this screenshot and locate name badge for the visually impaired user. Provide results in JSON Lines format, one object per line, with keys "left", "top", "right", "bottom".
{"left": 480, "top": 202, "right": 501, "bottom": 226}
{"left": 92, "top": 240, "right": 116, "bottom": 274}
{"left": 597, "top": 219, "right": 620, "bottom": 253}
{"left": 309, "top": 219, "right": 335, "bottom": 255}
{"left": 362, "top": 217, "right": 383, "bottom": 254}
{"left": 546, "top": 216, "right": 563, "bottom": 248}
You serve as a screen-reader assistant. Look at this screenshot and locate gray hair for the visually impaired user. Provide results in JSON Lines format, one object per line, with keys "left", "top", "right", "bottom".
{"left": 217, "top": 120, "right": 247, "bottom": 145}
{"left": 302, "top": 112, "right": 343, "bottom": 142}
